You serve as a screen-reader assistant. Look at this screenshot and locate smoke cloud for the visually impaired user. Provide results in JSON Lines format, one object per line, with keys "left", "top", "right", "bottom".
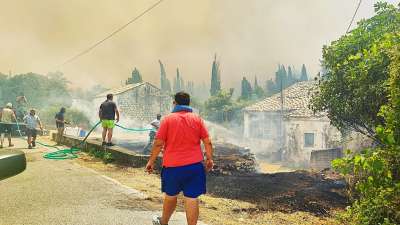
{"left": 1, "top": 0, "right": 399, "bottom": 89}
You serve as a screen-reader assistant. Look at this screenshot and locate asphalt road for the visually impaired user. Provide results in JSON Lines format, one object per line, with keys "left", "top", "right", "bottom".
{"left": 0, "top": 138, "right": 193, "bottom": 225}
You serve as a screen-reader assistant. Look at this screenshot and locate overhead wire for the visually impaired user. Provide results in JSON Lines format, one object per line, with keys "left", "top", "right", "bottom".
{"left": 56, "top": 0, "right": 166, "bottom": 69}
{"left": 346, "top": 0, "right": 363, "bottom": 33}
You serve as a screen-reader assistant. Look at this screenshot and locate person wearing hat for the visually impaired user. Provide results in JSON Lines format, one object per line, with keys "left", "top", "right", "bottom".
{"left": 0, "top": 103, "right": 17, "bottom": 148}
{"left": 23, "top": 109, "right": 43, "bottom": 149}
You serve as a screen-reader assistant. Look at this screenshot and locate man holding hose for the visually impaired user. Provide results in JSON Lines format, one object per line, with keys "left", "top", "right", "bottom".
{"left": 99, "top": 94, "right": 120, "bottom": 147}
{"left": 146, "top": 92, "right": 214, "bottom": 225}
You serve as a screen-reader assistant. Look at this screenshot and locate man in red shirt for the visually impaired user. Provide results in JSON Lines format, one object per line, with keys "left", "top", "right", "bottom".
{"left": 146, "top": 92, "right": 214, "bottom": 225}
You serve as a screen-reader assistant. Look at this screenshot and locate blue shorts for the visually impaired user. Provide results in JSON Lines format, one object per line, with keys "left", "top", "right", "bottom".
{"left": 161, "top": 162, "right": 206, "bottom": 198}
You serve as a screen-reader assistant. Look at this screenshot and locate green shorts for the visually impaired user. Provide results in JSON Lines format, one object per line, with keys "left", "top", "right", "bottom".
{"left": 101, "top": 120, "right": 115, "bottom": 129}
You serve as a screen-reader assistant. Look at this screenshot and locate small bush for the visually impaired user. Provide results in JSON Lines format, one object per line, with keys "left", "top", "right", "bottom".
{"left": 88, "top": 147, "right": 114, "bottom": 164}
{"left": 332, "top": 38, "right": 400, "bottom": 225}
{"left": 102, "top": 152, "right": 114, "bottom": 164}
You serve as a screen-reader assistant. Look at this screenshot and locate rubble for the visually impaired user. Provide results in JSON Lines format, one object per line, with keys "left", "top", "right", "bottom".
{"left": 211, "top": 142, "right": 257, "bottom": 175}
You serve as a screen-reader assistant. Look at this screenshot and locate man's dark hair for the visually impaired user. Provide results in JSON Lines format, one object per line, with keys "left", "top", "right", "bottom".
{"left": 106, "top": 94, "right": 113, "bottom": 100}
{"left": 174, "top": 92, "right": 190, "bottom": 106}
{"left": 60, "top": 107, "right": 66, "bottom": 113}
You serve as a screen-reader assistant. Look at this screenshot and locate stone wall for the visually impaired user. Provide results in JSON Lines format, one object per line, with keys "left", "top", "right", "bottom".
{"left": 51, "top": 133, "right": 162, "bottom": 168}
{"left": 118, "top": 84, "right": 171, "bottom": 123}
{"left": 96, "top": 83, "right": 172, "bottom": 124}
{"left": 310, "top": 148, "right": 343, "bottom": 170}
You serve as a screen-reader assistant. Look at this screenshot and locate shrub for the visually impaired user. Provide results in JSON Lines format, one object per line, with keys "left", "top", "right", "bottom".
{"left": 332, "top": 42, "right": 400, "bottom": 224}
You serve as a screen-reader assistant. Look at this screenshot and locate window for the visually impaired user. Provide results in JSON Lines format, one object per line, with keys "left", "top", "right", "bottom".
{"left": 304, "top": 133, "right": 315, "bottom": 147}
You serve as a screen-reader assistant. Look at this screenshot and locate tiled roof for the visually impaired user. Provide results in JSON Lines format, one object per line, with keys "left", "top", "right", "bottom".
{"left": 95, "top": 82, "right": 160, "bottom": 98}
{"left": 244, "top": 81, "right": 325, "bottom": 118}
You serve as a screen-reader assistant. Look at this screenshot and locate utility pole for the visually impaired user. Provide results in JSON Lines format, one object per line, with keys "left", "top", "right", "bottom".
{"left": 279, "top": 77, "right": 285, "bottom": 161}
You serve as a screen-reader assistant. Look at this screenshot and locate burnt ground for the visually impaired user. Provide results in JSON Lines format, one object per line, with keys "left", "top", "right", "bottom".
{"left": 206, "top": 170, "right": 348, "bottom": 217}
{"left": 88, "top": 138, "right": 348, "bottom": 219}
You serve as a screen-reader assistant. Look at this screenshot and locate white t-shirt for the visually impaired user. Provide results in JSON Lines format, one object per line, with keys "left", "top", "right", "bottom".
{"left": 150, "top": 119, "right": 160, "bottom": 130}
{"left": 24, "top": 114, "right": 41, "bottom": 129}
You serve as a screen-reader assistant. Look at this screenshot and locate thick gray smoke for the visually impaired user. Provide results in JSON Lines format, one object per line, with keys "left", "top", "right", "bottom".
{"left": 1, "top": 0, "right": 397, "bottom": 89}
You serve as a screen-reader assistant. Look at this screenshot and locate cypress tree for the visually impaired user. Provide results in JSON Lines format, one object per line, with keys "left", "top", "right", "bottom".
{"left": 159, "top": 60, "right": 170, "bottom": 93}
{"left": 300, "top": 64, "right": 309, "bottom": 81}
{"left": 241, "top": 77, "right": 252, "bottom": 100}
{"left": 174, "top": 68, "right": 184, "bottom": 92}
{"left": 210, "top": 54, "right": 221, "bottom": 96}
{"left": 265, "top": 79, "right": 276, "bottom": 96}
{"left": 254, "top": 76, "right": 259, "bottom": 89}
{"left": 127, "top": 67, "right": 143, "bottom": 84}
{"left": 281, "top": 65, "right": 288, "bottom": 88}
{"left": 287, "top": 66, "right": 295, "bottom": 86}
{"left": 254, "top": 76, "right": 265, "bottom": 99}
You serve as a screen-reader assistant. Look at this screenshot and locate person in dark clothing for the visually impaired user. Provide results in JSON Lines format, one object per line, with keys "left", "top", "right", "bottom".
{"left": 99, "top": 94, "right": 120, "bottom": 146}
{"left": 55, "top": 107, "right": 68, "bottom": 145}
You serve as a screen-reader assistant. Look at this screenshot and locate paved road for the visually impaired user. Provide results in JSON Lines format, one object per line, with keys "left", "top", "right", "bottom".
{"left": 0, "top": 139, "right": 194, "bottom": 225}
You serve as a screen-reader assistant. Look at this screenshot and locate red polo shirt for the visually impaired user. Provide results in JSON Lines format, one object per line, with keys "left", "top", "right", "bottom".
{"left": 155, "top": 111, "right": 209, "bottom": 167}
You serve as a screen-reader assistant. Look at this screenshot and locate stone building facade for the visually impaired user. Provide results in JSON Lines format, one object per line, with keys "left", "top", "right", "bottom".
{"left": 94, "top": 82, "right": 172, "bottom": 124}
{"left": 244, "top": 81, "right": 341, "bottom": 166}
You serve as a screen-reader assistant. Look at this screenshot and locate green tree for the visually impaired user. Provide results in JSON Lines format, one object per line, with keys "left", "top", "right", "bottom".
{"left": 204, "top": 89, "right": 234, "bottom": 122}
{"left": 253, "top": 76, "right": 265, "bottom": 99}
{"left": 299, "top": 64, "right": 308, "bottom": 81}
{"left": 127, "top": 67, "right": 142, "bottom": 84}
{"left": 0, "top": 72, "right": 71, "bottom": 108}
{"left": 278, "top": 65, "right": 288, "bottom": 87}
{"left": 265, "top": 79, "right": 277, "bottom": 96}
{"left": 333, "top": 42, "right": 400, "bottom": 225}
{"left": 274, "top": 65, "right": 287, "bottom": 94}
{"left": 210, "top": 54, "right": 221, "bottom": 96}
{"left": 240, "top": 77, "right": 252, "bottom": 100}
{"left": 173, "top": 68, "right": 184, "bottom": 92}
{"left": 159, "top": 60, "right": 171, "bottom": 94}
{"left": 311, "top": 2, "right": 400, "bottom": 139}
{"left": 287, "top": 66, "right": 296, "bottom": 86}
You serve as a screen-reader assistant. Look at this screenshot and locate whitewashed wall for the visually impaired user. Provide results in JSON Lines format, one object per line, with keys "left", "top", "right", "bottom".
{"left": 244, "top": 111, "right": 341, "bottom": 165}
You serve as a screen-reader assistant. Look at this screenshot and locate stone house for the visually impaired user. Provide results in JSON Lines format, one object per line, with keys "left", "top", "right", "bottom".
{"left": 94, "top": 82, "right": 172, "bottom": 124}
{"left": 243, "top": 81, "right": 341, "bottom": 165}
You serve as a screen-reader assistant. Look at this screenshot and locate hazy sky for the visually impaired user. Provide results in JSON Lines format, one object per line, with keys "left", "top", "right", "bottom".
{"left": 1, "top": 0, "right": 399, "bottom": 89}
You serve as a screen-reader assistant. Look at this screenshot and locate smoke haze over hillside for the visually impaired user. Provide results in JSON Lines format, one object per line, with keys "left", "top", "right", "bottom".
{"left": 1, "top": 0, "right": 399, "bottom": 89}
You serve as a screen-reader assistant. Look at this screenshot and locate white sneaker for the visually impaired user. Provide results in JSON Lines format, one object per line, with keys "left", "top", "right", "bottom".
{"left": 152, "top": 215, "right": 166, "bottom": 225}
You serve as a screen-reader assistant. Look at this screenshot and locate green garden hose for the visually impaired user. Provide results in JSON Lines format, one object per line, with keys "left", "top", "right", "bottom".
{"left": 42, "top": 121, "right": 101, "bottom": 160}
{"left": 115, "top": 124, "right": 155, "bottom": 132}
{"left": 16, "top": 120, "right": 153, "bottom": 160}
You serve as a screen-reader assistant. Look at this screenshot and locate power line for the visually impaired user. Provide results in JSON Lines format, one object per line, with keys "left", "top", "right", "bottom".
{"left": 56, "top": 0, "right": 166, "bottom": 69}
{"left": 346, "top": 0, "right": 362, "bottom": 33}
